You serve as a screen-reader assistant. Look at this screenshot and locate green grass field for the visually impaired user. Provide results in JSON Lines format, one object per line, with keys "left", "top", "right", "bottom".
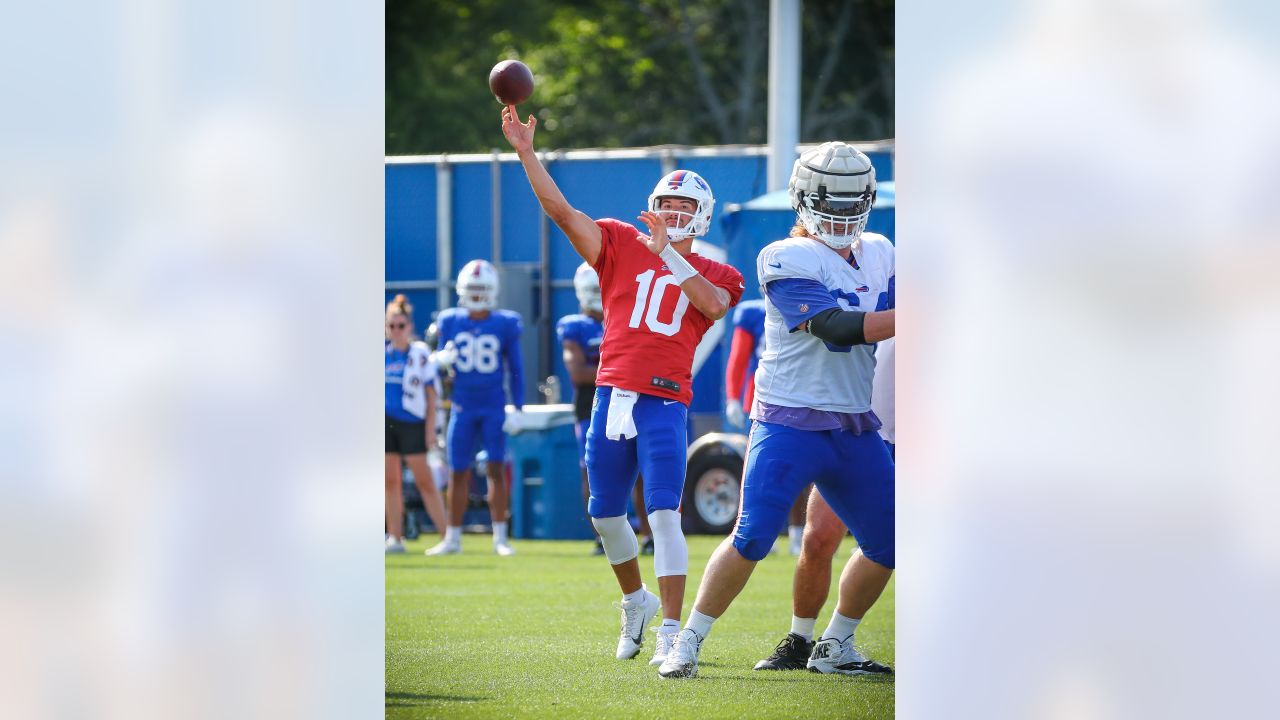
{"left": 386, "top": 534, "right": 894, "bottom": 719}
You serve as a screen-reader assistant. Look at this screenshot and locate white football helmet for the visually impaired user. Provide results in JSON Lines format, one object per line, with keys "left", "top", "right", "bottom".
{"left": 573, "top": 262, "right": 602, "bottom": 313}
{"left": 647, "top": 170, "right": 714, "bottom": 241}
{"left": 456, "top": 259, "right": 499, "bottom": 310}
{"left": 789, "top": 142, "right": 876, "bottom": 250}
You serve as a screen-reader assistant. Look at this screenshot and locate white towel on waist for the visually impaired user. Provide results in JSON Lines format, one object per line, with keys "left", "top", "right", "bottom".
{"left": 604, "top": 387, "right": 639, "bottom": 440}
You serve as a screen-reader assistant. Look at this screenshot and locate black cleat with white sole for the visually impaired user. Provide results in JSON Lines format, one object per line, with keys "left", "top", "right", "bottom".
{"left": 753, "top": 633, "right": 814, "bottom": 671}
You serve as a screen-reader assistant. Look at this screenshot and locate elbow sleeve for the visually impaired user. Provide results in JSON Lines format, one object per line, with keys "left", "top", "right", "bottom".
{"left": 806, "top": 307, "right": 868, "bottom": 346}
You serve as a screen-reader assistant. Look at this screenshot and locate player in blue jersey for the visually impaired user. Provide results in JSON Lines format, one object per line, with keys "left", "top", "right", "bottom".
{"left": 662, "top": 142, "right": 896, "bottom": 678}
{"left": 558, "top": 263, "right": 653, "bottom": 556}
{"left": 426, "top": 260, "right": 525, "bottom": 557}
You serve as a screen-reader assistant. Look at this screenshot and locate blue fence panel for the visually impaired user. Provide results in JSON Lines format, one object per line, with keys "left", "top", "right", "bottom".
{"left": 450, "top": 163, "right": 495, "bottom": 269}
{"left": 500, "top": 161, "right": 543, "bottom": 265}
{"left": 385, "top": 163, "right": 437, "bottom": 282}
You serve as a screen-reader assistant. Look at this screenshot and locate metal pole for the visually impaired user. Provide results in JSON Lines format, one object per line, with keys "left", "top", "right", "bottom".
{"left": 660, "top": 147, "right": 676, "bottom": 177}
{"left": 436, "top": 157, "right": 453, "bottom": 312}
{"left": 767, "top": 0, "right": 801, "bottom": 192}
{"left": 538, "top": 151, "right": 553, "bottom": 400}
{"left": 490, "top": 148, "right": 503, "bottom": 263}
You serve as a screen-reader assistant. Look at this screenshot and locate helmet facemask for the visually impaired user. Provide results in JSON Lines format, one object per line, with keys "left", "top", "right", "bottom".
{"left": 650, "top": 196, "right": 708, "bottom": 242}
{"left": 457, "top": 282, "right": 497, "bottom": 310}
{"left": 788, "top": 141, "right": 877, "bottom": 251}
{"left": 576, "top": 287, "right": 602, "bottom": 313}
{"left": 798, "top": 188, "right": 874, "bottom": 250}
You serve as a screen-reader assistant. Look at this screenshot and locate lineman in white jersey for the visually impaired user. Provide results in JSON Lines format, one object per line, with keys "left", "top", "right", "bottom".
{"left": 661, "top": 142, "right": 896, "bottom": 678}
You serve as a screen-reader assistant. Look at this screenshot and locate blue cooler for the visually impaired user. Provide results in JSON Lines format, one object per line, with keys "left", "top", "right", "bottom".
{"left": 507, "top": 404, "right": 594, "bottom": 540}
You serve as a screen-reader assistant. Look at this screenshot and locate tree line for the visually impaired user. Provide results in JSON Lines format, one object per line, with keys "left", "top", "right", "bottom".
{"left": 387, "top": 0, "right": 893, "bottom": 154}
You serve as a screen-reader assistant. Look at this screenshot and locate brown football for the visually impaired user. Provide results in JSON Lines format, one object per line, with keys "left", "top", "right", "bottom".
{"left": 488, "top": 59, "right": 534, "bottom": 105}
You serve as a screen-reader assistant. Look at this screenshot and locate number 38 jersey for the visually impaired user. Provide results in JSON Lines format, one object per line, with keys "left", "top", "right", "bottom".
{"left": 436, "top": 307, "right": 524, "bottom": 412}
{"left": 592, "top": 218, "right": 745, "bottom": 406}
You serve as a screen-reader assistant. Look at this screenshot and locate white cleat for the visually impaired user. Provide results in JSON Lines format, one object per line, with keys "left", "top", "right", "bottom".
{"left": 424, "top": 539, "right": 461, "bottom": 556}
{"left": 614, "top": 588, "right": 661, "bottom": 660}
{"left": 649, "top": 626, "right": 678, "bottom": 666}
{"left": 806, "top": 637, "right": 893, "bottom": 677}
{"left": 494, "top": 540, "right": 516, "bottom": 556}
{"left": 789, "top": 535, "right": 803, "bottom": 556}
{"left": 658, "top": 628, "right": 703, "bottom": 678}
{"left": 385, "top": 536, "right": 406, "bottom": 554}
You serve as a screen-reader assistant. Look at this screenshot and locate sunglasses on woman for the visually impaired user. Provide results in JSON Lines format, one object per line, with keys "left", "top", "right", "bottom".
{"left": 388, "top": 322, "right": 407, "bottom": 330}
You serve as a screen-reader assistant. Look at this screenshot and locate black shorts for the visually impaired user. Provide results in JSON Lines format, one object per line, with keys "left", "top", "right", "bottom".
{"left": 386, "top": 415, "right": 427, "bottom": 455}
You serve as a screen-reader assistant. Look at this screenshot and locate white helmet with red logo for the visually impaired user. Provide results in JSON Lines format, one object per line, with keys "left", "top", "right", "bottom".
{"left": 647, "top": 170, "right": 714, "bottom": 241}
{"left": 455, "top": 259, "right": 499, "bottom": 310}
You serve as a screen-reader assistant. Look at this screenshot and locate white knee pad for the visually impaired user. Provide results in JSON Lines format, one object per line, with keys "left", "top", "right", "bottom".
{"left": 591, "top": 515, "right": 638, "bottom": 565}
{"left": 648, "top": 509, "right": 688, "bottom": 577}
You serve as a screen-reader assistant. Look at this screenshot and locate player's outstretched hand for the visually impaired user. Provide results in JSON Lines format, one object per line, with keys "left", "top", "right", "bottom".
{"left": 501, "top": 104, "right": 536, "bottom": 152}
{"left": 636, "top": 210, "right": 669, "bottom": 255}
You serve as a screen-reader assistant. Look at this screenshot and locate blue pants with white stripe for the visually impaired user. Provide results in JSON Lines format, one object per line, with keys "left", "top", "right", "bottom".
{"left": 584, "top": 387, "right": 687, "bottom": 517}
{"left": 733, "top": 420, "right": 895, "bottom": 567}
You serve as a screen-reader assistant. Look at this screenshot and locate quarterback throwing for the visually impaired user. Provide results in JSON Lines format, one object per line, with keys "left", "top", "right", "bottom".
{"left": 501, "top": 105, "right": 744, "bottom": 667}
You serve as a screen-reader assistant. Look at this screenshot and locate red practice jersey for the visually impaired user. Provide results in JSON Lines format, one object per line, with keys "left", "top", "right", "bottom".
{"left": 592, "top": 218, "right": 745, "bottom": 406}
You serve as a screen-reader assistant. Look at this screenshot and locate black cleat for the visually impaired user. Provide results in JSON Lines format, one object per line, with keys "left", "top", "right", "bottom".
{"left": 640, "top": 535, "right": 655, "bottom": 555}
{"left": 753, "top": 633, "right": 815, "bottom": 671}
{"left": 592, "top": 539, "right": 606, "bottom": 555}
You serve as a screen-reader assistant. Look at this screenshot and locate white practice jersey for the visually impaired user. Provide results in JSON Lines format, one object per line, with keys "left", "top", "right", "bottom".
{"left": 871, "top": 337, "right": 895, "bottom": 443}
{"left": 752, "top": 233, "right": 895, "bottom": 414}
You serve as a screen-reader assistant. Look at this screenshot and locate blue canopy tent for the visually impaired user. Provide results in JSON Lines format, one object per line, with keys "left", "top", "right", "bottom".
{"left": 719, "top": 181, "right": 895, "bottom": 301}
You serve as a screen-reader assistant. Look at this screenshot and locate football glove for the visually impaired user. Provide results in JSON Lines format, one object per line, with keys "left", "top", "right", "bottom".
{"left": 502, "top": 408, "right": 524, "bottom": 435}
{"left": 725, "top": 398, "right": 746, "bottom": 429}
{"left": 432, "top": 341, "right": 458, "bottom": 371}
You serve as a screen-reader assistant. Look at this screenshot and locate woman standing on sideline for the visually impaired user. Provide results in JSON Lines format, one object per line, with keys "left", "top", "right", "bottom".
{"left": 385, "top": 295, "right": 449, "bottom": 553}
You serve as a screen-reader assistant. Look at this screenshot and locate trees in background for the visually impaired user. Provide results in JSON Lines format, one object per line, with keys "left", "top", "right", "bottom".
{"left": 387, "top": 0, "right": 893, "bottom": 154}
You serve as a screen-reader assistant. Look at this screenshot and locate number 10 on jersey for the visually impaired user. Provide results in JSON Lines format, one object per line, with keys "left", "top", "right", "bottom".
{"left": 628, "top": 269, "right": 690, "bottom": 337}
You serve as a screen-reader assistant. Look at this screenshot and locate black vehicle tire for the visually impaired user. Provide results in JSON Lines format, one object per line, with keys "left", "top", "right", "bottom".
{"left": 682, "top": 453, "right": 743, "bottom": 535}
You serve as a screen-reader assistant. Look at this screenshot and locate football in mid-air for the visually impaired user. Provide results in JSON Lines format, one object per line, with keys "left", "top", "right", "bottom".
{"left": 488, "top": 59, "right": 534, "bottom": 105}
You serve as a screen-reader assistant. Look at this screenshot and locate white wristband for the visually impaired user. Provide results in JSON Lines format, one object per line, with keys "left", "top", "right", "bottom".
{"left": 660, "top": 244, "right": 700, "bottom": 284}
